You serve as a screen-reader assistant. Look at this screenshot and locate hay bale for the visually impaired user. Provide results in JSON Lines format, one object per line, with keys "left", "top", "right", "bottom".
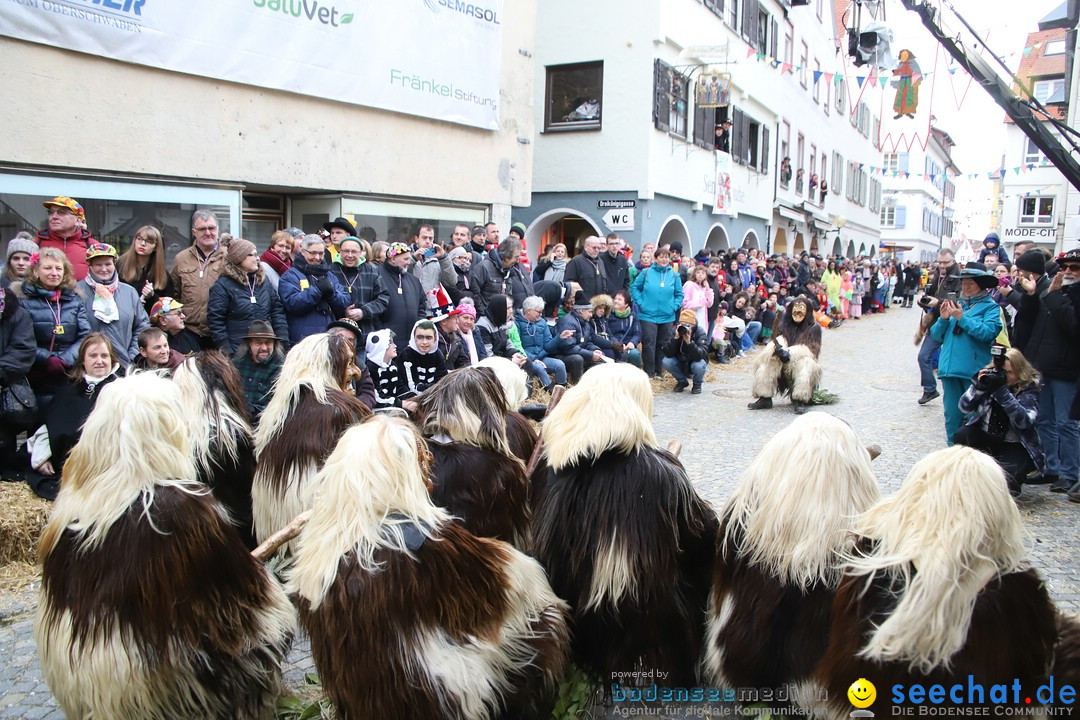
{"left": 0, "top": 483, "right": 50, "bottom": 566}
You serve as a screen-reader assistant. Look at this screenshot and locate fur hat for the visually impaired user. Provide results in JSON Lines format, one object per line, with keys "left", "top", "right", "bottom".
{"left": 590, "top": 293, "right": 613, "bottom": 311}
{"left": 5, "top": 235, "right": 38, "bottom": 262}
{"left": 1015, "top": 249, "right": 1046, "bottom": 275}
{"left": 226, "top": 238, "right": 257, "bottom": 267}
{"left": 678, "top": 309, "right": 697, "bottom": 325}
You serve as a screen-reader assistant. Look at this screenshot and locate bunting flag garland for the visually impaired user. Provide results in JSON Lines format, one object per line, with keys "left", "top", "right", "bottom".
{"left": 813, "top": 70, "right": 823, "bottom": 85}
{"left": 738, "top": 50, "right": 943, "bottom": 86}
{"left": 856, "top": 75, "right": 867, "bottom": 88}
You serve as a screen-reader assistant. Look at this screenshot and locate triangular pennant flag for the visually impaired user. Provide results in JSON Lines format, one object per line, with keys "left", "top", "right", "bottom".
{"left": 772, "top": 59, "right": 782, "bottom": 69}
{"left": 834, "top": 73, "right": 844, "bottom": 85}
{"left": 782, "top": 62, "right": 793, "bottom": 74}
{"left": 1014, "top": 167, "right": 1022, "bottom": 175}
{"left": 923, "top": 173, "right": 930, "bottom": 181}
{"left": 1023, "top": 47, "right": 1033, "bottom": 57}
{"left": 856, "top": 75, "right": 866, "bottom": 88}
{"left": 757, "top": 52, "right": 766, "bottom": 61}
{"left": 813, "top": 70, "right": 823, "bottom": 84}
{"left": 880, "top": 76, "right": 889, "bottom": 88}
{"left": 949, "top": 68, "right": 957, "bottom": 74}
{"left": 747, "top": 47, "right": 756, "bottom": 59}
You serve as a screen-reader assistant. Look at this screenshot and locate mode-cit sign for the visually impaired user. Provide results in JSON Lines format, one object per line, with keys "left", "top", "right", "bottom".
{"left": 603, "top": 209, "right": 634, "bottom": 231}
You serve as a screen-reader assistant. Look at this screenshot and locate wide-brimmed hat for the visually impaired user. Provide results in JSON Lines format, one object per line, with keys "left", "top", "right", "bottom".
{"left": 322, "top": 216, "right": 356, "bottom": 235}
{"left": 242, "top": 320, "right": 279, "bottom": 341}
{"left": 327, "top": 317, "right": 363, "bottom": 344}
{"left": 958, "top": 261, "right": 998, "bottom": 289}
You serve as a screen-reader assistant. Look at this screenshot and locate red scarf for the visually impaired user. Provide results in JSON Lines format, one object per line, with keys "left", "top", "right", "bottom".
{"left": 260, "top": 248, "right": 291, "bottom": 276}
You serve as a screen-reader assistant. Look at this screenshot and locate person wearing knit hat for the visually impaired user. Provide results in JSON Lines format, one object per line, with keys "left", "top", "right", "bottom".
{"left": 661, "top": 307, "right": 710, "bottom": 394}
{"left": 3, "top": 233, "right": 39, "bottom": 288}
{"left": 207, "top": 237, "right": 289, "bottom": 355}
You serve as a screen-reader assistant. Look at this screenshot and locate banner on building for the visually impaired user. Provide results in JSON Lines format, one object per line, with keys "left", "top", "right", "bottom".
{"left": 0, "top": 0, "right": 503, "bottom": 130}
{"left": 695, "top": 73, "right": 731, "bottom": 108}
{"left": 714, "top": 151, "right": 733, "bottom": 216}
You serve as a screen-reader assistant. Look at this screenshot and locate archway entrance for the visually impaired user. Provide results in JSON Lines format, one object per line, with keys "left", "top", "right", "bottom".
{"left": 831, "top": 237, "right": 843, "bottom": 257}
{"left": 742, "top": 230, "right": 759, "bottom": 250}
{"left": 773, "top": 227, "right": 788, "bottom": 255}
{"left": 705, "top": 223, "right": 730, "bottom": 252}
{"left": 845, "top": 240, "right": 856, "bottom": 258}
{"left": 524, "top": 209, "right": 604, "bottom": 263}
{"left": 658, "top": 216, "right": 692, "bottom": 255}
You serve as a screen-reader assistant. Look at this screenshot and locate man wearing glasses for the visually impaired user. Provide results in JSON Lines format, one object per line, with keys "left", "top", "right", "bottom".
{"left": 169, "top": 209, "right": 225, "bottom": 347}
{"left": 915, "top": 248, "right": 961, "bottom": 405}
{"left": 37, "top": 196, "right": 95, "bottom": 281}
{"left": 149, "top": 297, "right": 202, "bottom": 356}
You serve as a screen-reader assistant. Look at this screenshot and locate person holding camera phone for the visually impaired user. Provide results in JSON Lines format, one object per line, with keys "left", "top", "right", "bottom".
{"left": 915, "top": 249, "right": 962, "bottom": 404}
{"left": 662, "top": 309, "right": 710, "bottom": 394}
{"left": 929, "top": 262, "right": 1003, "bottom": 444}
{"left": 956, "top": 347, "right": 1042, "bottom": 497}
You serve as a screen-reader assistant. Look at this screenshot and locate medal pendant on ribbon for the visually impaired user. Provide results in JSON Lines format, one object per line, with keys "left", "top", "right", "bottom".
{"left": 199, "top": 270, "right": 204, "bottom": 278}
{"left": 661, "top": 281, "right": 665, "bottom": 287}
{"left": 250, "top": 296, "right": 257, "bottom": 304}
{"left": 54, "top": 324, "right": 64, "bottom": 335}
{"left": 398, "top": 287, "right": 403, "bottom": 294}
{"left": 347, "top": 286, "right": 352, "bottom": 293}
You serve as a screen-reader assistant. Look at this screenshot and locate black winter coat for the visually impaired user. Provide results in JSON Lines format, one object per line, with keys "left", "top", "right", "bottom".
{"left": 563, "top": 254, "right": 607, "bottom": 299}
{"left": 473, "top": 250, "right": 534, "bottom": 316}
{"left": 0, "top": 293, "right": 35, "bottom": 386}
{"left": 662, "top": 324, "right": 710, "bottom": 374}
{"left": 1017, "top": 281, "right": 1080, "bottom": 382}
{"left": 207, "top": 268, "right": 289, "bottom": 355}
{"left": 599, "top": 252, "right": 630, "bottom": 295}
{"left": 377, "top": 264, "right": 427, "bottom": 350}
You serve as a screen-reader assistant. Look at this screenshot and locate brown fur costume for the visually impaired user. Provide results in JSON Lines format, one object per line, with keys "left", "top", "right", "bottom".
{"left": 703, "top": 413, "right": 879, "bottom": 706}
{"left": 750, "top": 297, "right": 823, "bottom": 407}
{"left": 417, "top": 366, "right": 530, "bottom": 550}
{"left": 252, "top": 333, "right": 369, "bottom": 552}
{"left": 288, "top": 415, "right": 570, "bottom": 720}
{"left": 815, "top": 447, "right": 1057, "bottom": 717}
{"left": 533, "top": 363, "right": 718, "bottom": 687}
{"left": 35, "top": 374, "right": 294, "bottom": 719}
{"left": 173, "top": 350, "right": 258, "bottom": 548}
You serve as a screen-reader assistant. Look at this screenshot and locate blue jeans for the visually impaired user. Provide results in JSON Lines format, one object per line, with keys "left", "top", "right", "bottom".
{"left": 527, "top": 357, "right": 567, "bottom": 388}
{"left": 918, "top": 332, "right": 942, "bottom": 393}
{"left": 741, "top": 321, "right": 762, "bottom": 350}
{"left": 1036, "top": 378, "right": 1080, "bottom": 482}
{"left": 662, "top": 357, "right": 706, "bottom": 385}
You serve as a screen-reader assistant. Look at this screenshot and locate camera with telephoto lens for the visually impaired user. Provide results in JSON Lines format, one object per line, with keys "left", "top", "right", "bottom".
{"left": 677, "top": 323, "right": 693, "bottom": 336}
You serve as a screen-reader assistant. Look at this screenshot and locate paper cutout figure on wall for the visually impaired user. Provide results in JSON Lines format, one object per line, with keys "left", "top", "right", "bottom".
{"left": 893, "top": 49, "right": 922, "bottom": 119}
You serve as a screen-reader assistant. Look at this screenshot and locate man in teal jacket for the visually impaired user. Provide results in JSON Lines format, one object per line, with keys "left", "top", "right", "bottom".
{"left": 631, "top": 246, "right": 684, "bottom": 377}
{"left": 930, "top": 262, "right": 1003, "bottom": 444}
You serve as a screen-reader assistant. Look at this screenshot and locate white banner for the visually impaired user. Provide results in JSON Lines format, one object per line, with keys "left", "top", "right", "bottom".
{"left": 0, "top": 0, "right": 503, "bottom": 130}
{"left": 714, "top": 151, "right": 733, "bottom": 216}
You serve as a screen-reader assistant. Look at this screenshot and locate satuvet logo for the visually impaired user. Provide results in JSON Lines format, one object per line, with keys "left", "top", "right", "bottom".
{"left": 424, "top": 0, "right": 500, "bottom": 25}
{"left": 252, "top": 0, "right": 354, "bottom": 26}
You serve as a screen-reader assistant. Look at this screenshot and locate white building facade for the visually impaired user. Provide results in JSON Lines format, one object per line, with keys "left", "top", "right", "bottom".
{"left": 0, "top": 1, "right": 536, "bottom": 258}
{"left": 878, "top": 128, "right": 959, "bottom": 263}
{"left": 520, "top": 0, "right": 882, "bottom": 259}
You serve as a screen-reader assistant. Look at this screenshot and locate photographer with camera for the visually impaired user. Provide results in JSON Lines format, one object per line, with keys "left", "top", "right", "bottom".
{"left": 661, "top": 309, "right": 709, "bottom": 394}
{"left": 956, "top": 347, "right": 1042, "bottom": 497}
{"left": 915, "top": 249, "right": 962, "bottom": 405}
{"left": 929, "top": 262, "right": 1003, "bottom": 444}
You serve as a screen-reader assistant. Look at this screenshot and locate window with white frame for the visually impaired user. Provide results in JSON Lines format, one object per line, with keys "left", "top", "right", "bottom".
{"left": 835, "top": 80, "right": 846, "bottom": 114}
{"left": 1020, "top": 196, "right": 1054, "bottom": 225}
{"left": 813, "top": 60, "right": 821, "bottom": 103}
{"left": 1024, "top": 137, "right": 1046, "bottom": 165}
{"left": 832, "top": 151, "right": 844, "bottom": 193}
{"left": 1033, "top": 78, "right": 1065, "bottom": 104}
{"left": 881, "top": 205, "right": 896, "bottom": 226}
{"left": 725, "top": 0, "right": 740, "bottom": 32}
{"left": 800, "top": 41, "right": 808, "bottom": 88}
{"left": 883, "top": 153, "right": 900, "bottom": 172}
{"left": 1045, "top": 39, "right": 1066, "bottom": 56}
{"left": 823, "top": 76, "right": 830, "bottom": 115}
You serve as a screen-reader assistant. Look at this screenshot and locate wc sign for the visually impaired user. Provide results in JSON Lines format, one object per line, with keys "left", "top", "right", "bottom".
{"left": 602, "top": 208, "right": 635, "bottom": 231}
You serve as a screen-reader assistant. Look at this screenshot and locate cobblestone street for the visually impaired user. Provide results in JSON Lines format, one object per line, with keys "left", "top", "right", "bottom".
{"left": 0, "top": 305, "right": 1076, "bottom": 718}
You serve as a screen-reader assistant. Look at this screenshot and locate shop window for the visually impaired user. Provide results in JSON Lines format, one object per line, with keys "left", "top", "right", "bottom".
{"left": 0, "top": 191, "right": 232, "bottom": 270}
{"left": 545, "top": 61, "right": 603, "bottom": 131}
{"left": 1020, "top": 196, "right": 1054, "bottom": 225}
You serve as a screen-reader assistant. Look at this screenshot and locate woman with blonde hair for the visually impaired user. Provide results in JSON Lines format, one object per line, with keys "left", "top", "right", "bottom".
{"left": 12, "top": 248, "right": 91, "bottom": 408}
{"left": 533, "top": 242, "right": 568, "bottom": 283}
{"left": 117, "top": 225, "right": 173, "bottom": 314}
{"left": 955, "top": 347, "right": 1042, "bottom": 497}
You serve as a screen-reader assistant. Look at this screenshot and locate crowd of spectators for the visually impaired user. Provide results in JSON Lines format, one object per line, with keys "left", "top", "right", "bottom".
{"left": 1, "top": 198, "right": 1076, "bottom": 503}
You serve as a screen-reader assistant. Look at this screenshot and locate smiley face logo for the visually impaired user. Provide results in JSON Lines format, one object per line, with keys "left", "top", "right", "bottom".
{"left": 848, "top": 678, "right": 876, "bottom": 709}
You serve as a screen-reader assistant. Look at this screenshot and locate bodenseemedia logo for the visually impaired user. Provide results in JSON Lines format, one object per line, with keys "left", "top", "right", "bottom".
{"left": 252, "top": 0, "right": 354, "bottom": 27}
{"left": 423, "top": 0, "right": 500, "bottom": 25}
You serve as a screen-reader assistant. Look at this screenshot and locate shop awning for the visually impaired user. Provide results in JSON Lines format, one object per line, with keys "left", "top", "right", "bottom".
{"left": 775, "top": 205, "right": 804, "bottom": 223}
